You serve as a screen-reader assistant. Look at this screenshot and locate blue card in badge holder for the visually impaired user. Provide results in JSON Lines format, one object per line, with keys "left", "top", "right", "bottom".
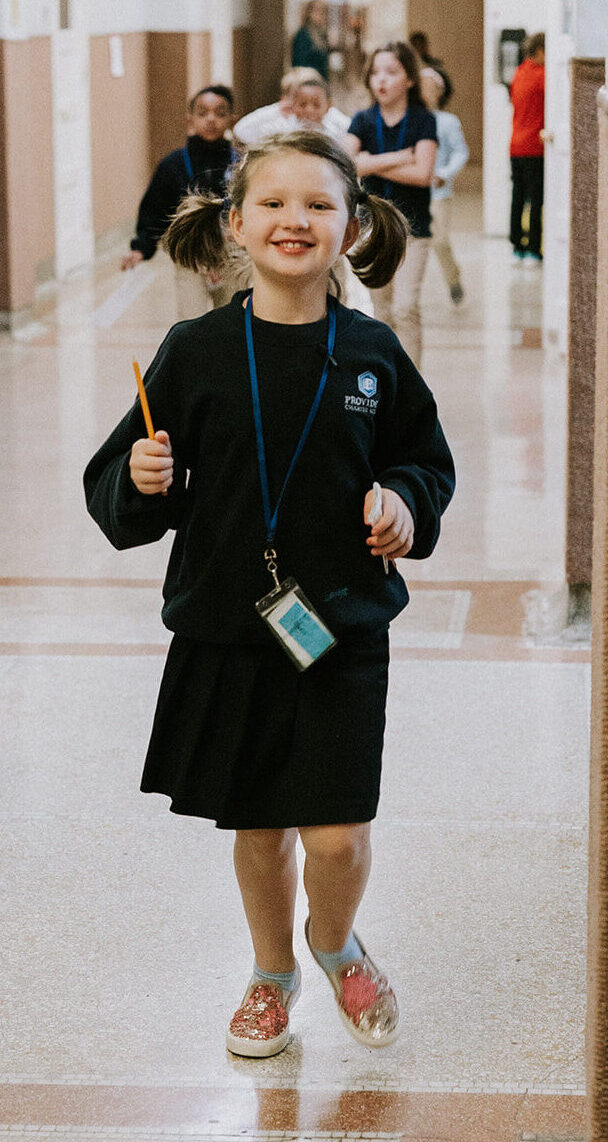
{"left": 256, "top": 577, "right": 337, "bottom": 671}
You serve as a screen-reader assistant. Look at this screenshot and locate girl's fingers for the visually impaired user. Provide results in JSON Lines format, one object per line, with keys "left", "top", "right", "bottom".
{"left": 370, "top": 523, "right": 414, "bottom": 555}
{"left": 134, "top": 455, "right": 173, "bottom": 472}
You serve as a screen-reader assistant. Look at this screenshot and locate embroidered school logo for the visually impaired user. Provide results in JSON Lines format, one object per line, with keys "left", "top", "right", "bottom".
{"left": 345, "top": 371, "right": 379, "bottom": 415}
{"left": 358, "top": 371, "right": 378, "bottom": 397}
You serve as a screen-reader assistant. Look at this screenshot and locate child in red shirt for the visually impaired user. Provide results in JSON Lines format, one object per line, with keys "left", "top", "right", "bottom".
{"left": 509, "top": 32, "right": 545, "bottom": 262}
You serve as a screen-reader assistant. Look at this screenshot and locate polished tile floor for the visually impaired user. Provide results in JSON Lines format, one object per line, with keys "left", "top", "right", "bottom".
{"left": 0, "top": 188, "right": 589, "bottom": 1141}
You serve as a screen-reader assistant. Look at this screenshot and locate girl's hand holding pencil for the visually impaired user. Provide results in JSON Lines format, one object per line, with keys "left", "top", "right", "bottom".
{"left": 364, "top": 484, "right": 415, "bottom": 563}
{"left": 129, "top": 360, "right": 173, "bottom": 495}
{"left": 129, "top": 431, "right": 173, "bottom": 495}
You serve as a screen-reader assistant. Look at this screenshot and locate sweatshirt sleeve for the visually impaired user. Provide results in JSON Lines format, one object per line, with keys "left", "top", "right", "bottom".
{"left": 130, "top": 157, "right": 182, "bottom": 260}
{"left": 435, "top": 115, "right": 469, "bottom": 182}
{"left": 374, "top": 338, "right": 455, "bottom": 560}
{"left": 83, "top": 328, "right": 192, "bottom": 550}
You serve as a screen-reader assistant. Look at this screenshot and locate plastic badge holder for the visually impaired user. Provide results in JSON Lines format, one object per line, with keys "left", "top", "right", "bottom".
{"left": 256, "top": 577, "right": 337, "bottom": 671}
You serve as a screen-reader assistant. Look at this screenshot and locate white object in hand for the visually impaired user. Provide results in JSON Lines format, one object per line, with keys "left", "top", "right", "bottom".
{"left": 369, "top": 482, "right": 390, "bottom": 574}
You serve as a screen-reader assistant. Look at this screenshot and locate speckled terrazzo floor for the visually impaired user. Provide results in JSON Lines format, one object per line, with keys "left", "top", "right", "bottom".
{"left": 0, "top": 186, "right": 588, "bottom": 1141}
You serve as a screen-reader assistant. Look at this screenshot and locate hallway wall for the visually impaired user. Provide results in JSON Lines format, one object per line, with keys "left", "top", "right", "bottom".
{"left": 0, "top": 3, "right": 253, "bottom": 321}
{"left": 89, "top": 34, "right": 149, "bottom": 241}
{"left": 0, "top": 36, "right": 55, "bottom": 312}
{"left": 407, "top": 0, "right": 484, "bottom": 166}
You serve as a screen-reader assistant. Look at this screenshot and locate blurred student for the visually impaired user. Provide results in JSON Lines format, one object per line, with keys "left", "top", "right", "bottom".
{"left": 410, "top": 31, "right": 454, "bottom": 106}
{"left": 291, "top": 1, "right": 330, "bottom": 81}
{"left": 234, "top": 69, "right": 348, "bottom": 147}
{"left": 509, "top": 32, "right": 545, "bottom": 264}
{"left": 291, "top": 75, "right": 350, "bottom": 141}
{"left": 121, "top": 86, "right": 237, "bottom": 319}
{"left": 346, "top": 41, "right": 437, "bottom": 368}
{"left": 420, "top": 67, "right": 469, "bottom": 304}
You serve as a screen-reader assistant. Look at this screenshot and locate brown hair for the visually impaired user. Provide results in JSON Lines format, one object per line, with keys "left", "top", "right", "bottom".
{"left": 365, "top": 41, "right": 425, "bottom": 107}
{"left": 525, "top": 32, "right": 545, "bottom": 58}
{"left": 163, "top": 130, "right": 409, "bottom": 290}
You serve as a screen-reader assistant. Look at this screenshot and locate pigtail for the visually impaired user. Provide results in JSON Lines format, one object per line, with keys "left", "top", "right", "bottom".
{"left": 162, "top": 193, "right": 228, "bottom": 272}
{"left": 348, "top": 194, "right": 409, "bottom": 289}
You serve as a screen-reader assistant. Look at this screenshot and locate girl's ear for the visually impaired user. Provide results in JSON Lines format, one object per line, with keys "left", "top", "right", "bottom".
{"left": 229, "top": 206, "right": 246, "bottom": 248}
{"left": 340, "top": 215, "right": 360, "bottom": 255}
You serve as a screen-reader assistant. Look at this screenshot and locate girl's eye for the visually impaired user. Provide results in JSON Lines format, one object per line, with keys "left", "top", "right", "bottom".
{"left": 311, "top": 202, "right": 331, "bottom": 211}
{"left": 263, "top": 200, "right": 281, "bottom": 208}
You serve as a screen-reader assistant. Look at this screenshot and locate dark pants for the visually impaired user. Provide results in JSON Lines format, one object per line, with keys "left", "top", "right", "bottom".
{"left": 510, "top": 156, "right": 544, "bottom": 255}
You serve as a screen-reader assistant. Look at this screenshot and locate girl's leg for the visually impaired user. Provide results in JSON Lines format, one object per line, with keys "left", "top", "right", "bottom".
{"left": 299, "top": 822, "right": 371, "bottom": 951}
{"left": 299, "top": 822, "right": 400, "bottom": 1047}
{"left": 390, "top": 236, "right": 431, "bottom": 369}
{"left": 233, "top": 827, "right": 299, "bottom": 972}
{"left": 174, "top": 264, "right": 214, "bottom": 321}
{"left": 369, "top": 278, "right": 394, "bottom": 327}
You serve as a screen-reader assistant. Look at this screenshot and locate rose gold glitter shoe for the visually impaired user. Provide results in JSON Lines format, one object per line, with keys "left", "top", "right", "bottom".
{"left": 305, "top": 917, "right": 400, "bottom": 1048}
{"left": 225, "top": 962, "right": 301, "bottom": 1058}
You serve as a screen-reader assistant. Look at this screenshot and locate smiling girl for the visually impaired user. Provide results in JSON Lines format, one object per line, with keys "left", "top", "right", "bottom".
{"left": 345, "top": 42, "right": 438, "bottom": 367}
{"left": 84, "top": 132, "right": 454, "bottom": 1059}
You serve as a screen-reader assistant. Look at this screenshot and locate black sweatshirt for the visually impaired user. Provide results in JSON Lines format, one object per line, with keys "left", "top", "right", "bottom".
{"left": 130, "top": 136, "right": 234, "bottom": 260}
{"left": 84, "top": 294, "right": 455, "bottom": 644}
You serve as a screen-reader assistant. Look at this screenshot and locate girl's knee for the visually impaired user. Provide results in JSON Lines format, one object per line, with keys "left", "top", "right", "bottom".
{"left": 300, "top": 822, "right": 370, "bottom": 866}
{"left": 235, "top": 827, "right": 297, "bottom": 860}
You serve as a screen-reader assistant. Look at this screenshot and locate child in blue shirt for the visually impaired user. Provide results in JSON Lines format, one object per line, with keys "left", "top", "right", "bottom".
{"left": 420, "top": 68, "right": 469, "bottom": 304}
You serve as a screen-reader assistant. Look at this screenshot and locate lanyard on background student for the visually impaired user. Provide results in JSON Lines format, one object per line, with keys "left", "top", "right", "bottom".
{"left": 244, "top": 292, "right": 337, "bottom": 587}
{"left": 375, "top": 105, "right": 408, "bottom": 200}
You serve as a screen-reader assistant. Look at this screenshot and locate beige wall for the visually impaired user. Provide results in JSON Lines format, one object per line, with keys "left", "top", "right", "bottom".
{"left": 0, "top": 37, "right": 54, "bottom": 313}
{"left": 0, "top": 22, "right": 248, "bottom": 318}
{"left": 147, "top": 32, "right": 212, "bottom": 170}
{"left": 407, "top": 0, "right": 484, "bottom": 165}
{"left": 90, "top": 33, "right": 149, "bottom": 238}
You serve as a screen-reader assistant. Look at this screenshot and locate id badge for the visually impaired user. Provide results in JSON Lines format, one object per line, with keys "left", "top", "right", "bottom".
{"left": 256, "top": 577, "right": 337, "bottom": 671}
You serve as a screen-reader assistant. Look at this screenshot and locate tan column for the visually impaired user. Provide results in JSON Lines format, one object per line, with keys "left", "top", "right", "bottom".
{"left": 250, "top": 0, "right": 284, "bottom": 109}
{"left": 0, "top": 36, "right": 55, "bottom": 323}
{"left": 588, "top": 76, "right": 608, "bottom": 1142}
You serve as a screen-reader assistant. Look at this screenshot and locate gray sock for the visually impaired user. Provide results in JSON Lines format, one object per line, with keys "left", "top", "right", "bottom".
{"left": 312, "top": 930, "right": 363, "bottom": 973}
{"left": 253, "top": 960, "right": 298, "bottom": 992}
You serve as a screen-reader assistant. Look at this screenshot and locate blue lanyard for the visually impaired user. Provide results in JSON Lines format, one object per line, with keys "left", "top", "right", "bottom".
{"left": 244, "top": 292, "right": 337, "bottom": 546}
{"left": 183, "top": 146, "right": 194, "bottom": 180}
{"left": 374, "top": 105, "right": 408, "bottom": 199}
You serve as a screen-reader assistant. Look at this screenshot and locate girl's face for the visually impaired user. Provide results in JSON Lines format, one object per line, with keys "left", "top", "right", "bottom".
{"left": 230, "top": 152, "right": 359, "bottom": 288}
{"left": 368, "top": 51, "right": 412, "bottom": 108}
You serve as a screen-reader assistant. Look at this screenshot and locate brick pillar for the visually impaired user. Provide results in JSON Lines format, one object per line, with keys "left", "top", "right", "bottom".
{"left": 587, "top": 77, "right": 608, "bottom": 1142}
{"left": 566, "top": 58, "right": 605, "bottom": 587}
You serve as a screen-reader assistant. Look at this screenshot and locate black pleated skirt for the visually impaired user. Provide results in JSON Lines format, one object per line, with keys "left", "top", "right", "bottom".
{"left": 140, "top": 629, "right": 389, "bottom": 829}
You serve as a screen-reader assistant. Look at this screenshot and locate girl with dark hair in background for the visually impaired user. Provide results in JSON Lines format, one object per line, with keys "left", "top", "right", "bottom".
{"left": 345, "top": 42, "right": 438, "bottom": 368}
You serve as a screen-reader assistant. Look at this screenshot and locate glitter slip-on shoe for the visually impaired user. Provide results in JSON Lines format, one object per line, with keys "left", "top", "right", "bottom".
{"left": 305, "top": 917, "right": 400, "bottom": 1048}
{"left": 226, "top": 962, "right": 301, "bottom": 1058}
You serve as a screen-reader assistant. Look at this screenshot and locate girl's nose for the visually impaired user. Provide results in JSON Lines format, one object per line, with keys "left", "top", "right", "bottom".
{"left": 281, "top": 203, "right": 309, "bottom": 228}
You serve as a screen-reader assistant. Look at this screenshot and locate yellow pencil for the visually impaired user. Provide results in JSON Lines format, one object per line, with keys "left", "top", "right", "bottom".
{"left": 133, "top": 359, "right": 155, "bottom": 439}
{"left": 133, "top": 359, "right": 168, "bottom": 495}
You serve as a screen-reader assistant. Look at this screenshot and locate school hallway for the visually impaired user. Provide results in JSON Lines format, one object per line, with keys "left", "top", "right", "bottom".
{"left": 0, "top": 185, "right": 589, "bottom": 1141}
